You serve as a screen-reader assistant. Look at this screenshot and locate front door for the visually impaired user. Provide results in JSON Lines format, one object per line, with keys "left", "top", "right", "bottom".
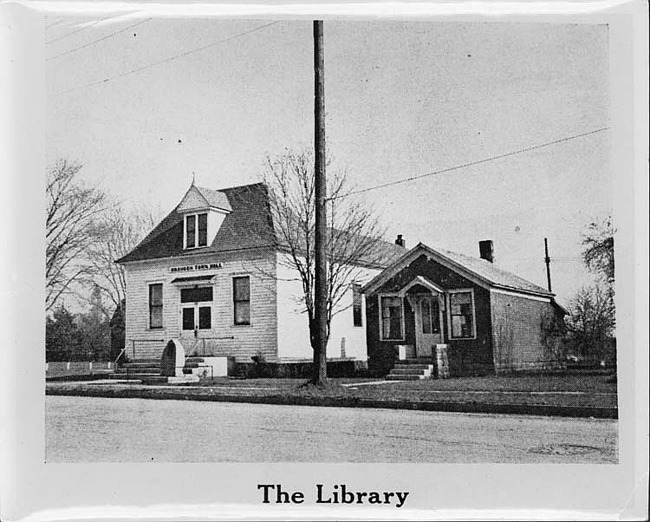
{"left": 178, "top": 285, "right": 214, "bottom": 356}
{"left": 414, "top": 295, "right": 444, "bottom": 357}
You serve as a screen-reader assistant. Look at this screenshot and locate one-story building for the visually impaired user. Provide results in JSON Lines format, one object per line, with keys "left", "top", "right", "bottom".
{"left": 361, "top": 241, "right": 567, "bottom": 376}
{"left": 116, "top": 181, "right": 403, "bottom": 375}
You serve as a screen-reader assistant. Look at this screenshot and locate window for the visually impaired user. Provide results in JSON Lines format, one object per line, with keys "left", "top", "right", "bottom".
{"left": 185, "top": 213, "right": 208, "bottom": 249}
{"left": 181, "top": 286, "right": 213, "bottom": 303}
{"left": 185, "top": 215, "right": 196, "bottom": 248}
{"left": 149, "top": 283, "right": 163, "bottom": 329}
{"left": 198, "top": 213, "right": 208, "bottom": 247}
{"left": 198, "top": 306, "right": 211, "bottom": 329}
{"left": 182, "top": 307, "right": 195, "bottom": 330}
{"left": 352, "top": 283, "right": 363, "bottom": 327}
{"left": 421, "top": 298, "right": 440, "bottom": 334}
{"left": 449, "top": 291, "right": 475, "bottom": 339}
{"left": 233, "top": 276, "right": 250, "bottom": 325}
{"left": 381, "top": 296, "right": 403, "bottom": 340}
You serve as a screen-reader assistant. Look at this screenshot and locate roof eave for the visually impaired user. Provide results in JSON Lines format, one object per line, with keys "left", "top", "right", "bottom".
{"left": 491, "top": 283, "right": 555, "bottom": 299}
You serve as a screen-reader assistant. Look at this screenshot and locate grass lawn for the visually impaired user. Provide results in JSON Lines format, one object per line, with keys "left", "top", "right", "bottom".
{"left": 47, "top": 371, "right": 618, "bottom": 413}
{"left": 175, "top": 372, "right": 617, "bottom": 409}
{"left": 194, "top": 372, "right": 616, "bottom": 393}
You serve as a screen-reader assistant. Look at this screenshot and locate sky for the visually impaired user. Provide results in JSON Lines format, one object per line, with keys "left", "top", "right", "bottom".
{"left": 46, "top": 17, "right": 611, "bottom": 305}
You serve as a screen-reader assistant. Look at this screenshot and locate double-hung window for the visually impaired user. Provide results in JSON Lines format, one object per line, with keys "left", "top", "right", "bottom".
{"left": 352, "top": 283, "right": 363, "bottom": 327}
{"left": 449, "top": 290, "right": 476, "bottom": 339}
{"left": 380, "top": 296, "right": 403, "bottom": 340}
{"left": 233, "top": 276, "right": 251, "bottom": 325}
{"left": 149, "top": 283, "right": 163, "bottom": 329}
{"left": 185, "top": 213, "right": 208, "bottom": 249}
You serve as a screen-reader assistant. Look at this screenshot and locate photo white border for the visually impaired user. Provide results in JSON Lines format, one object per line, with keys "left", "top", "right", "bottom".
{"left": 1, "top": 1, "right": 647, "bottom": 520}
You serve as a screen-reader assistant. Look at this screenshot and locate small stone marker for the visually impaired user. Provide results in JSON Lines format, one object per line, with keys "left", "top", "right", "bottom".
{"left": 161, "top": 339, "right": 185, "bottom": 377}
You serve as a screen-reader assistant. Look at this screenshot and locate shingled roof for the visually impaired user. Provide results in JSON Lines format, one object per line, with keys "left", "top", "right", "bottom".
{"left": 116, "top": 183, "right": 276, "bottom": 263}
{"left": 193, "top": 185, "right": 232, "bottom": 213}
{"left": 435, "top": 246, "right": 553, "bottom": 296}
{"left": 116, "top": 182, "right": 406, "bottom": 266}
{"left": 362, "top": 242, "right": 555, "bottom": 298}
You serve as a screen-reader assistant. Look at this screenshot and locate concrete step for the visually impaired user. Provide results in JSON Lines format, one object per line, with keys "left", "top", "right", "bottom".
{"left": 115, "top": 367, "right": 160, "bottom": 373}
{"left": 109, "top": 370, "right": 160, "bottom": 379}
{"left": 121, "top": 362, "right": 161, "bottom": 369}
{"left": 390, "top": 368, "right": 431, "bottom": 375}
{"left": 386, "top": 374, "right": 423, "bottom": 381}
{"left": 140, "top": 376, "right": 169, "bottom": 384}
{"left": 392, "top": 365, "right": 432, "bottom": 370}
{"left": 394, "top": 364, "right": 433, "bottom": 370}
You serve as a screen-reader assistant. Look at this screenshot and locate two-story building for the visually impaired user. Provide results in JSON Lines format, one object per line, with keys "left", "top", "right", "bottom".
{"left": 116, "top": 181, "right": 404, "bottom": 375}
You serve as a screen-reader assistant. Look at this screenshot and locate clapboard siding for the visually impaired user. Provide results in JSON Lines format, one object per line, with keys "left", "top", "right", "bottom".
{"left": 124, "top": 250, "right": 278, "bottom": 362}
{"left": 490, "top": 290, "right": 558, "bottom": 372}
{"left": 276, "top": 253, "right": 380, "bottom": 361}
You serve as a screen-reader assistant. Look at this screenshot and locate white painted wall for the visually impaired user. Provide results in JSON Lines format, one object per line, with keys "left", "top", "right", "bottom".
{"left": 123, "top": 250, "right": 278, "bottom": 362}
{"left": 275, "top": 252, "right": 381, "bottom": 361}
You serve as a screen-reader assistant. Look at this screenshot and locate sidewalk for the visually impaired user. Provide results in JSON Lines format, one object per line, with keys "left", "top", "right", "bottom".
{"left": 46, "top": 378, "right": 618, "bottom": 419}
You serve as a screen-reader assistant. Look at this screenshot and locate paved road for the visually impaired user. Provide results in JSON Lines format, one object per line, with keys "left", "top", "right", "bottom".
{"left": 46, "top": 396, "right": 618, "bottom": 463}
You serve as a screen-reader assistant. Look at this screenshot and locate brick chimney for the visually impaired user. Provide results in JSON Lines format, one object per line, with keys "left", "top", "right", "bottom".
{"left": 479, "top": 240, "right": 494, "bottom": 263}
{"left": 395, "top": 234, "right": 406, "bottom": 248}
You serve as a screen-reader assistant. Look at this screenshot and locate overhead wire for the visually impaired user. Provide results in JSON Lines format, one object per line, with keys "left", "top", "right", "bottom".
{"left": 54, "top": 21, "right": 281, "bottom": 97}
{"left": 45, "top": 19, "right": 67, "bottom": 30}
{"left": 329, "top": 127, "right": 610, "bottom": 200}
{"left": 45, "top": 14, "right": 123, "bottom": 44}
{"left": 47, "top": 18, "right": 152, "bottom": 62}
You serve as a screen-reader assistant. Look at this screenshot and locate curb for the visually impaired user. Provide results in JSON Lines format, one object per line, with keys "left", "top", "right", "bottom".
{"left": 46, "top": 386, "right": 618, "bottom": 419}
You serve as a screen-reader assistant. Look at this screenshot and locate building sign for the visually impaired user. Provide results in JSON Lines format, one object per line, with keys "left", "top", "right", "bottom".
{"left": 170, "top": 262, "right": 223, "bottom": 273}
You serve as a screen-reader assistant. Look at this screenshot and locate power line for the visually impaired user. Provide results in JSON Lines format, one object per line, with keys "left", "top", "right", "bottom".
{"left": 47, "top": 18, "right": 152, "bottom": 62}
{"left": 54, "top": 21, "right": 280, "bottom": 97}
{"left": 45, "top": 15, "right": 122, "bottom": 44}
{"left": 45, "top": 19, "right": 67, "bottom": 30}
{"left": 330, "top": 127, "right": 610, "bottom": 200}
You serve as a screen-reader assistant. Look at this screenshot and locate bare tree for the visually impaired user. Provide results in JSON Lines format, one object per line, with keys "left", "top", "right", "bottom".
{"left": 565, "top": 285, "right": 616, "bottom": 363}
{"left": 83, "top": 204, "right": 158, "bottom": 316}
{"left": 46, "top": 160, "right": 107, "bottom": 311}
{"left": 582, "top": 214, "right": 615, "bottom": 287}
{"left": 264, "top": 149, "right": 387, "bottom": 385}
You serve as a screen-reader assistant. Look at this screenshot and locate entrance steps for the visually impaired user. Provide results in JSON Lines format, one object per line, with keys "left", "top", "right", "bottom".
{"left": 386, "top": 359, "right": 434, "bottom": 380}
{"left": 111, "top": 360, "right": 167, "bottom": 384}
{"left": 111, "top": 357, "right": 205, "bottom": 383}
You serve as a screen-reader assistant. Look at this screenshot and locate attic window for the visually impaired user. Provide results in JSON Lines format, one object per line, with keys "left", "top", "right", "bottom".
{"left": 185, "top": 213, "right": 208, "bottom": 249}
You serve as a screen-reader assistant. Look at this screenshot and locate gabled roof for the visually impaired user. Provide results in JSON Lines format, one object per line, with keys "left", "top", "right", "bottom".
{"left": 193, "top": 185, "right": 232, "bottom": 213}
{"left": 362, "top": 242, "right": 555, "bottom": 298}
{"left": 116, "top": 181, "right": 406, "bottom": 267}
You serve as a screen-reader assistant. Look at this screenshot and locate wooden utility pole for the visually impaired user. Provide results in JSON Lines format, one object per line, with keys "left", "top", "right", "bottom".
{"left": 544, "top": 237, "right": 552, "bottom": 292}
{"left": 313, "top": 20, "right": 328, "bottom": 385}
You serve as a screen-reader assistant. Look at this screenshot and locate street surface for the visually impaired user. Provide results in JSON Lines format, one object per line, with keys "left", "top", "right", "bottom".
{"left": 46, "top": 395, "right": 618, "bottom": 463}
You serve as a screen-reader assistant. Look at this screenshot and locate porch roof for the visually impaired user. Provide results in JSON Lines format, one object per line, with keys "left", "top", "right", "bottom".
{"left": 396, "top": 275, "right": 445, "bottom": 297}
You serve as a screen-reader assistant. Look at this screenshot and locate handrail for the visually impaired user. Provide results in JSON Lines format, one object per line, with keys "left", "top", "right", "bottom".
{"left": 114, "top": 347, "right": 126, "bottom": 365}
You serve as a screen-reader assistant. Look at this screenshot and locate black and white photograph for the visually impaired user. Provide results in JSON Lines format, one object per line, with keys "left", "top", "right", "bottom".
{"left": 1, "top": 1, "right": 648, "bottom": 520}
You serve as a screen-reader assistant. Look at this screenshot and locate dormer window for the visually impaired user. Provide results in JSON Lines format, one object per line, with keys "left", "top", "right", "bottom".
{"left": 185, "top": 213, "right": 208, "bottom": 249}
{"left": 178, "top": 184, "right": 232, "bottom": 250}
